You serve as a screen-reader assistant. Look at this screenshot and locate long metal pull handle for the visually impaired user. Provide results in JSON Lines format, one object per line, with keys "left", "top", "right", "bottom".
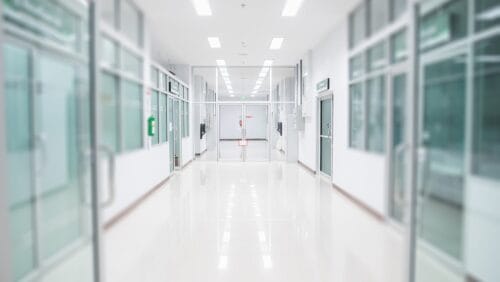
{"left": 99, "top": 145, "right": 116, "bottom": 208}
{"left": 34, "top": 133, "right": 47, "bottom": 175}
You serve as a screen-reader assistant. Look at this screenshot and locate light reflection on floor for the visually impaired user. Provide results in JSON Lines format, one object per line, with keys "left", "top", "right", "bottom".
{"left": 104, "top": 161, "right": 406, "bottom": 282}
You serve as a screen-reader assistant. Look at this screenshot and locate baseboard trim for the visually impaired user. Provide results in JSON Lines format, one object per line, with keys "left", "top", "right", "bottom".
{"left": 331, "top": 183, "right": 384, "bottom": 222}
{"left": 104, "top": 174, "right": 172, "bottom": 230}
{"left": 182, "top": 158, "right": 194, "bottom": 169}
{"left": 297, "top": 160, "right": 316, "bottom": 174}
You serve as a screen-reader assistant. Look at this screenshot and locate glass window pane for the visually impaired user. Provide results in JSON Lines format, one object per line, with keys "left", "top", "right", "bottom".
{"left": 163, "top": 74, "right": 169, "bottom": 92}
{"left": 367, "top": 41, "right": 387, "bottom": 72}
{"left": 121, "top": 0, "right": 142, "bottom": 47}
{"left": 350, "top": 54, "right": 364, "bottom": 80}
{"left": 350, "top": 83, "right": 365, "bottom": 149}
{"left": 151, "top": 90, "right": 159, "bottom": 145}
{"left": 185, "top": 101, "right": 190, "bottom": 137}
{"left": 475, "top": 0, "right": 500, "bottom": 32}
{"left": 122, "top": 48, "right": 142, "bottom": 78}
{"left": 391, "top": 0, "right": 407, "bottom": 21}
{"left": 391, "top": 29, "right": 407, "bottom": 63}
{"left": 101, "top": 0, "right": 116, "bottom": 27}
{"left": 349, "top": 4, "right": 366, "bottom": 48}
{"left": 4, "top": 43, "right": 35, "bottom": 280}
{"left": 473, "top": 35, "right": 500, "bottom": 179}
{"left": 151, "top": 67, "right": 159, "bottom": 88}
{"left": 417, "top": 55, "right": 466, "bottom": 261}
{"left": 122, "top": 80, "right": 143, "bottom": 151}
{"left": 102, "top": 36, "right": 118, "bottom": 69}
{"left": 101, "top": 72, "right": 119, "bottom": 152}
{"left": 160, "top": 94, "right": 167, "bottom": 143}
{"left": 3, "top": 0, "right": 81, "bottom": 52}
{"left": 419, "top": 0, "right": 467, "bottom": 51}
{"left": 368, "top": 0, "right": 389, "bottom": 35}
{"left": 390, "top": 74, "right": 407, "bottom": 222}
{"left": 367, "top": 76, "right": 386, "bottom": 153}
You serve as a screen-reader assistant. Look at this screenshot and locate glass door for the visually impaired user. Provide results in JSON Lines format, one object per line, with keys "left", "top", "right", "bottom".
{"left": 320, "top": 98, "right": 333, "bottom": 176}
{"left": 173, "top": 99, "right": 181, "bottom": 168}
{"left": 1, "top": 1, "right": 100, "bottom": 281}
{"left": 168, "top": 96, "right": 175, "bottom": 171}
{"left": 244, "top": 105, "right": 269, "bottom": 161}
{"left": 389, "top": 73, "right": 407, "bottom": 222}
{"left": 415, "top": 52, "right": 467, "bottom": 278}
{"left": 218, "top": 104, "right": 244, "bottom": 161}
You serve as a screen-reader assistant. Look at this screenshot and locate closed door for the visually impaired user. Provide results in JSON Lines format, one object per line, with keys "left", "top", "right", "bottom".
{"left": 244, "top": 105, "right": 268, "bottom": 161}
{"left": 320, "top": 98, "right": 332, "bottom": 176}
{"left": 416, "top": 54, "right": 466, "bottom": 262}
{"left": 168, "top": 97, "right": 175, "bottom": 171}
{"left": 1, "top": 1, "right": 100, "bottom": 281}
{"left": 3, "top": 42, "right": 98, "bottom": 282}
{"left": 218, "top": 105, "right": 244, "bottom": 161}
{"left": 389, "top": 73, "right": 407, "bottom": 223}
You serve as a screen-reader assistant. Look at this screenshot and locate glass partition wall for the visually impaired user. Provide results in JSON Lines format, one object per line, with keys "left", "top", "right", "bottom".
{"left": 192, "top": 66, "right": 297, "bottom": 162}
{"left": 1, "top": 0, "right": 100, "bottom": 281}
{"left": 348, "top": 0, "right": 500, "bottom": 281}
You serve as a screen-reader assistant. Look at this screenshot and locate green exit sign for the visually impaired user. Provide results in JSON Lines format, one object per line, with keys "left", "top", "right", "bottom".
{"left": 316, "top": 78, "right": 330, "bottom": 93}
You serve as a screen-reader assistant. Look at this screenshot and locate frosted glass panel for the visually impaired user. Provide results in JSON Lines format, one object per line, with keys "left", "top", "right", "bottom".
{"left": 151, "top": 90, "right": 159, "bottom": 145}
{"left": 37, "top": 54, "right": 81, "bottom": 259}
{"left": 122, "top": 81, "right": 143, "bottom": 151}
{"left": 101, "top": 73, "right": 119, "bottom": 152}
{"left": 4, "top": 42, "right": 35, "bottom": 281}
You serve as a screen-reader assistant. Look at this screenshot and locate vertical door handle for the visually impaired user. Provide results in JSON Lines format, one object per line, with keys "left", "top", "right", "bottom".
{"left": 99, "top": 145, "right": 116, "bottom": 208}
{"left": 34, "top": 133, "right": 47, "bottom": 175}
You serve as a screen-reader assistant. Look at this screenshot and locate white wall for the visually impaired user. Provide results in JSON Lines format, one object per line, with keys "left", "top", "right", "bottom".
{"left": 297, "top": 19, "right": 387, "bottom": 215}
{"left": 219, "top": 106, "right": 243, "bottom": 139}
{"left": 103, "top": 25, "right": 194, "bottom": 222}
{"left": 298, "top": 50, "right": 317, "bottom": 171}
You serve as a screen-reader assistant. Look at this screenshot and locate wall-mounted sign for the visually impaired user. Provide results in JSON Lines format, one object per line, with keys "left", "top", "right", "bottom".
{"left": 316, "top": 78, "right": 330, "bottom": 93}
{"left": 169, "top": 80, "right": 180, "bottom": 95}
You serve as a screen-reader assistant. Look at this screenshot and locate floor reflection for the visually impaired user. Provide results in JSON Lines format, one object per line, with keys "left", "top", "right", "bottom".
{"left": 105, "top": 161, "right": 405, "bottom": 282}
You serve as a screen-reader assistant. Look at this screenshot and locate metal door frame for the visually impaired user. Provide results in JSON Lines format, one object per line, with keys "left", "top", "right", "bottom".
{"left": 0, "top": 1, "right": 103, "bottom": 281}
{"left": 0, "top": 0, "right": 12, "bottom": 280}
{"left": 217, "top": 103, "right": 270, "bottom": 162}
{"left": 317, "top": 93, "right": 333, "bottom": 178}
{"left": 387, "top": 64, "right": 409, "bottom": 225}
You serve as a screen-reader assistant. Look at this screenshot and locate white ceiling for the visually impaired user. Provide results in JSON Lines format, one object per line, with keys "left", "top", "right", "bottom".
{"left": 136, "top": 0, "right": 357, "bottom": 67}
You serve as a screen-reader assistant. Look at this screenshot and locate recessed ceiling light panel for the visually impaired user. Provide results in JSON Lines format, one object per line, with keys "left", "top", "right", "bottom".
{"left": 192, "top": 0, "right": 212, "bottom": 16}
{"left": 282, "top": 0, "right": 304, "bottom": 17}
{"left": 269, "top": 37, "right": 284, "bottom": 50}
{"left": 208, "top": 37, "right": 221, "bottom": 48}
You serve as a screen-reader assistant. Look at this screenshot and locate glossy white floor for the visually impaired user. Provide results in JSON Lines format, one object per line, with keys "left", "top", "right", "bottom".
{"left": 104, "top": 161, "right": 406, "bottom": 282}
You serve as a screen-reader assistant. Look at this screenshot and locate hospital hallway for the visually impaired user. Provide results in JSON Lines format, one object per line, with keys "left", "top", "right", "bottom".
{"left": 1, "top": 0, "right": 500, "bottom": 281}
{"left": 104, "top": 161, "right": 404, "bottom": 282}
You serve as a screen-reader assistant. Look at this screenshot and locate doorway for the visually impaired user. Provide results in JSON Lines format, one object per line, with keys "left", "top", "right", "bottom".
{"left": 319, "top": 97, "right": 333, "bottom": 176}
{"left": 1, "top": 3, "right": 100, "bottom": 280}
{"left": 218, "top": 104, "right": 269, "bottom": 161}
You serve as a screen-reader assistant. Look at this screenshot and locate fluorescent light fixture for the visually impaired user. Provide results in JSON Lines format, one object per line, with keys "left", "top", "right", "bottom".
{"left": 192, "top": 0, "right": 212, "bottom": 16}
{"left": 208, "top": 37, "right": 221, "bottom": 48}
{"left": 263, "top": 60, "right": 274, "bottom": 67}
{"left": 269, "top": 37, "right": 284, "bottom": 50}
{"left": 281, "top": 0, "right": 304, "bottom": 17}
{"left": 218, "top": 256, "right": 228, "bottom": 269}
{"left": 216, "top": 59, "right": 226, "bottom": 66}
